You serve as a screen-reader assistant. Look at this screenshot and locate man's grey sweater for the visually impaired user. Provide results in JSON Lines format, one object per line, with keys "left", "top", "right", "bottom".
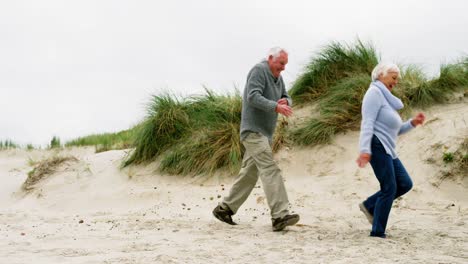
{"left": 240, "top": 60, "right": 292, "bottom": 143}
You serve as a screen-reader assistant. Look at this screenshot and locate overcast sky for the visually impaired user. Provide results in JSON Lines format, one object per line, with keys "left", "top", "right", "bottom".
{"left": 1, "top": 0, "right": 467, "bottom": 146}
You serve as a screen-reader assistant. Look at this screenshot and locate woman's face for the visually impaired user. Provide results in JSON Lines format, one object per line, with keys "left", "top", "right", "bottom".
{"left": 379, "top": 71, "right": 399, "bottom": 91}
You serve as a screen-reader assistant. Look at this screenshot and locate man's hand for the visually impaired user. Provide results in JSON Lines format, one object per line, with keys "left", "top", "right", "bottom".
{"left": 356, "top": 153, "right": 371, "bottom": 168}
{"left": 411, "top": 112, "right": 425, "bottom": 127}
{"left": 275, "top": 103, "right": 292, "bottom": 117}
{"left": 277, "top": 98, "right": 288, "bottom": 105}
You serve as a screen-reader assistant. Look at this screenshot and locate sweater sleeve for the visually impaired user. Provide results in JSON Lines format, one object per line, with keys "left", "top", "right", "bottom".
{"left": 398, "top": 119, "right": 415, "bottom": 135}
{"left": 359, "top": 88, "right": 382, "bottom": 154}
{"left": 245, "top": 66, "right": 278, "bottom": 112}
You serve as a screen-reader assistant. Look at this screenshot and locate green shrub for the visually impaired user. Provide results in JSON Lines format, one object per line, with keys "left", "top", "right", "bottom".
{"left": 443, "top": 152, "right": 454, "bottom": 163}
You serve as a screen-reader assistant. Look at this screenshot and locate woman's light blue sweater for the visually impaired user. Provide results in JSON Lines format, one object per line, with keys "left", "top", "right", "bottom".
{"left": 359, "top": 81, "right": 414, "bottom": 159}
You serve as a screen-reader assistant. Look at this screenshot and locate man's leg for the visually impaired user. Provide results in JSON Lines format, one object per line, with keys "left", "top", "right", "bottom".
{"left": 221, "top": 153, "right": 259, "bottom": 214}
{"left": 214, "top": 144, "right": 259, "bottom": 225}
{"left": 243, "top": 133, "right": 290, "bottom": 220}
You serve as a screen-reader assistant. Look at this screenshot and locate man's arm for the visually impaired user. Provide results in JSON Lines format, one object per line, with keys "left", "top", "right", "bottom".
{"left": 245, "top": 67, "right": 277, "bottom": 112}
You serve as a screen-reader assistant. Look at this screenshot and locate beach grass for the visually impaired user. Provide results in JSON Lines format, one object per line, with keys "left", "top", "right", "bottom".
{"left": 65, "top": 127, "right": 138, "bottom": 153}
{"left": 49, "top": 136, "right": 62, "bottom": 149}
{"left": 23, "top": 155, "right": 78, "bottom": 191}
{"left": 0, "top": 140, "right": 19, "bottom": 150}
{"left": 291, "top": 47, "right": 467, "bottom": 146}
{"left": 291, "top": 73, "right": 369, "bottom": 145}
{"left": 123, "top": 89, "right": 243, "bottom": 175}
{"left": 289, "top": 40, "right": 378, "bottom": 103}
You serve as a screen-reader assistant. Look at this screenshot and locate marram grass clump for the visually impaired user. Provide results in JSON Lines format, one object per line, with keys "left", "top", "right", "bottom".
{"left": 123, "top": 94, "right": 190, "bottom": 166}
{"left": 289, "top": 40, "right": 378, "bottom": 103}
{"left": 160, "top": 122, "right": 242, "bottom": 175}
{"left": 22, "top": 156, "right": 78, "bottom": 191}
{"left": 289, "top": 38, "right": 466, "bottom": 147}
{"left": 66, "top": 128, "right": 137, "bottom": 153}
{"left": 396, "top": 61, "right": 468, "bottom": 110}
{"left": 291, "top": 73, "right": 370, "bottom": 145}
{"left": 124, "top": 89, "right": 243, "bottom": 175}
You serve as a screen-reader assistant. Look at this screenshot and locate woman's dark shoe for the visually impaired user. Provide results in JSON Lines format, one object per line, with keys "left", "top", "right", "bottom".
{"left": 370, "top": 232, "right": 387, "bottom": 239}
{"left": 359, "top": 202, "right": 373, "bottom": 224}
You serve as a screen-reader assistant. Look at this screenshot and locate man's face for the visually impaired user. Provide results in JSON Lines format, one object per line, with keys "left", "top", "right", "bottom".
{"left": 268, "top": 51, "right": 288, "bottom": 78}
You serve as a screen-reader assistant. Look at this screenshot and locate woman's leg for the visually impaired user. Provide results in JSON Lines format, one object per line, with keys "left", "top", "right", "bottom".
{"left": 367, "top": 136, "right": 397, "bottom": 237}
{"left": 364, "top": 157, "right": 413, "bottom": 216}
{"left": 393, "top": 158, "right": 413, "bottom": 198}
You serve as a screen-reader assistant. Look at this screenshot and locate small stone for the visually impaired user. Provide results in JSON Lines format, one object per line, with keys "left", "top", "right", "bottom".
{"left": 79, "top": 220, "right": 84, "bottom": 224}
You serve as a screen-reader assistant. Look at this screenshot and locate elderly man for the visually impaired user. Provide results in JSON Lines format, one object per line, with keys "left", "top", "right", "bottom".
{"left": 212, "top": 47, "right": 299, "bottom": 232}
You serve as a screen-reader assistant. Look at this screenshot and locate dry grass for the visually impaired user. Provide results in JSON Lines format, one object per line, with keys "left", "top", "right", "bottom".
{"left": 22, "top": 156, "right": 78, "bottom": 191}
{"left": 429, "top": 138, "right": 468, "bottom": 187}
{"left": 272, "top": 118, "right": 290, "bottom": 153}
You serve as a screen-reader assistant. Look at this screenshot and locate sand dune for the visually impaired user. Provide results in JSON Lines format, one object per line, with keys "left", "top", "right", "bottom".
{"left": 1, "top": 101, "right": 467, "bottom": 264}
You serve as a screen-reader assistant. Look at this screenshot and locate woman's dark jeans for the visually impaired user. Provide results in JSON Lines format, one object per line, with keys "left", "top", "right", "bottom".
{"left": 363, "top": 135, "right": 413, "bottom": 237}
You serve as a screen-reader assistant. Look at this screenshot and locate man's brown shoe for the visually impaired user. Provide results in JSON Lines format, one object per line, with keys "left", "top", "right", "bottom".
{"left": 213, "top": 205, "right": 237, "bottom": 225}
{"left": 272, "top": 214, "right": 300, "bottom": 231}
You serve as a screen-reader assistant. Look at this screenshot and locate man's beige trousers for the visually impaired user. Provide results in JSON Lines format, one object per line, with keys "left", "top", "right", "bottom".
{"left": 222, "top": 132, "right": 290, "bottom": 219}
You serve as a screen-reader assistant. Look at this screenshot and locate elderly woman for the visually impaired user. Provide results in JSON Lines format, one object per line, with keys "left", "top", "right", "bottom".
{"left": 356, "top": 63, "right": 425, "bottom": 238}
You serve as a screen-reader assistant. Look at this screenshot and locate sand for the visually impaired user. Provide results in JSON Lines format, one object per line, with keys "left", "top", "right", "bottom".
{"left": 0, "top": 101, "right": 467, "bottom": 264}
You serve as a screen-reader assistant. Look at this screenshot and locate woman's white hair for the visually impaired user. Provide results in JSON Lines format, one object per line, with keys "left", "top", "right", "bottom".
{"left": 371, "top": 63, "right": 400, "bottom": 81}
{"left": 267, "top": 47, "right": 288, "bottom": 60}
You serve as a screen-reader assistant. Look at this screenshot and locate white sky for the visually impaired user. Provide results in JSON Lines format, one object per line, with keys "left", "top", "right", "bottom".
{"left": 1, "top": 0, "right": 467, "bottom": 146}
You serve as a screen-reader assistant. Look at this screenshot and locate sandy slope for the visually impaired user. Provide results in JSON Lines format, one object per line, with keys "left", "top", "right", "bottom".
{"left": 0, "top": 102, "right": 467, "bottom": 264}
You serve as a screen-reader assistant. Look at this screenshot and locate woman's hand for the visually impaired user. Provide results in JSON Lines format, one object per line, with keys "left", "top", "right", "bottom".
{"left": 411, "top": 112, "right": 425, "bottom": 127}
{"left": 356, "top": 153, "right": 371, "bottom": 168}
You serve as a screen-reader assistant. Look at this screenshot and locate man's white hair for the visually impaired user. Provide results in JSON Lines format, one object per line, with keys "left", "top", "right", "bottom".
{"left": 267, "top": 47, "right": 288, "bottom": 60}
{"left": 371, "top": 63, "right": 400, "bottom": 81}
